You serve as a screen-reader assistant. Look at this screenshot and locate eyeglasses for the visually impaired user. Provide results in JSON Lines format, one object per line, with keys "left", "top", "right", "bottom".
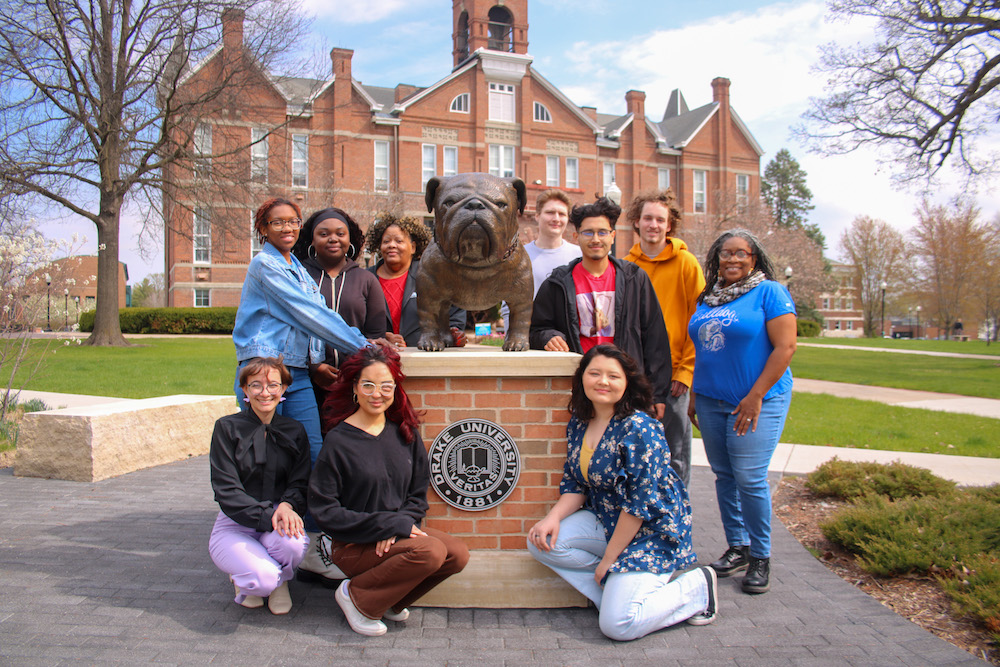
{"left": 358, "top": 381, "right": 396, "bottom": 396}
{"left": 719, "top": 249, "right": 754, "bottom": 260}
{"left": 247, "top": 382, "right": 283, "bottom": 395}
{"left": 579, "top": 229, "right": 613, "bottom": 239}
{"left": 267, "top": 218, "right": 302, "bottom": 230}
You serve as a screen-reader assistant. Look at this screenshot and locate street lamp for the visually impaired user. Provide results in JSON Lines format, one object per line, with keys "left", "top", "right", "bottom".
{"left": 74, "top": 296, "right": 80, "bottom": 326}
{"left": 916, "top": 305, "right": 922, "bottom": 339}
{"left": 784, "top": 266, "right": 793, "bottom": 292}
{"left": 45, "top": 273, "right": 51, "bottom": 331}
{"left": 64, "top": 289, "right": 69, "bottom": 330}
{"left": 604, "top": 180, "right": 622, "bottom": 206}
{"left": 880, "top": 281, "right": 887, "bottom": 338}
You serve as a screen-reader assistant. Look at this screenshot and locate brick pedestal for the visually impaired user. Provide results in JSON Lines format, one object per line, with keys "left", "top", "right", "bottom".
{"left": 401, "top": 345, "right": 588, "bottom": 608}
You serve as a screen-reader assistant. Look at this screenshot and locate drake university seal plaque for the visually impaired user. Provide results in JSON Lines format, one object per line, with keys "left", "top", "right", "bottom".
{"left": 428, "top": 418, "right": 521, "bottom": 511}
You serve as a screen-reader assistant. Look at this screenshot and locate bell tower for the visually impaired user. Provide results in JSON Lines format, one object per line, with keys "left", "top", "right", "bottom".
{"left": 453, "top": 0, "right": 529, "bottom": 68}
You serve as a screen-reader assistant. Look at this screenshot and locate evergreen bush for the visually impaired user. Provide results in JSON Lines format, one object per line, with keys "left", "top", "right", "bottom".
{"left": 805, "top": 458, "right": 956, "bottom": 501}
{"left": 797, "top": 319, "right": 821, "bottom": 337}
{"left": 80, "top": 308, "right": 237, "bottom": 334}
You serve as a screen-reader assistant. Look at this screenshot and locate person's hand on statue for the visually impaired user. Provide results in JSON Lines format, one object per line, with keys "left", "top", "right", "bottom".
{"left": 543, "top": 335, "right": 570, "bottom": 352}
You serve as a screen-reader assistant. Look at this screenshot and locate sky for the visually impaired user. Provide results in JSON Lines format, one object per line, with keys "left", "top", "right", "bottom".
{"left": 47, "top": 0, "right": 999, "bottom": 282}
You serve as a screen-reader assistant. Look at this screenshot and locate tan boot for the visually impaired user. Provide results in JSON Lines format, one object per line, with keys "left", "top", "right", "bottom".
{"left": 267, "top": 581, "right": 292, "bottom": 615}
{"left": 233, "top": 580, "right": 263, "bottom": 609}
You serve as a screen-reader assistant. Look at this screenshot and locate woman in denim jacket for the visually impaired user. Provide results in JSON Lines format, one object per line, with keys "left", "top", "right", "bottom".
{"left": 233, "top": 197, "right": 369, "bottom": 467}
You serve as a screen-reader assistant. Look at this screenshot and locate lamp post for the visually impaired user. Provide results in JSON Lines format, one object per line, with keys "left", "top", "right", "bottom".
{"left": 880, "top": 281, "right": 887, "bottom": 338}
{"left": 63, "top": 289, "right": 69, "bottom": 330}
{"left": 784, "top": 266, "right": 793, "bottom": 285}
{"left": 74, "top": 296, "right": 80, "bottom": 326}
{"left": 916, "top": 305, "right": 922, "bottom": 339}
{"left": 45, "top": 273, "right": 51, "bottom": 331}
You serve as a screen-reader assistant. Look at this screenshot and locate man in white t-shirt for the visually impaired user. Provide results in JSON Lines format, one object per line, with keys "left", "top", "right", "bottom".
{"left": 523, "top": 189, "right": 581, "bottom": 296}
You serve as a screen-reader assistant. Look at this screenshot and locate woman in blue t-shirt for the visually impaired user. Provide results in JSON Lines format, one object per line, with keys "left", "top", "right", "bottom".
{"left": 687, "top": 229, "right": 797, "bottom": 596}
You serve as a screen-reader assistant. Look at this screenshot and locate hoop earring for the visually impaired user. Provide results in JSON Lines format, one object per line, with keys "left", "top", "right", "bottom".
{"left": 348, "top": 243, "right": 356, "bottom": 258}
{"left": 308, "top": 244, "right": 317, "bottom": 259}
{"left": 352, "top": 392, "right": 359, "bottom": 404}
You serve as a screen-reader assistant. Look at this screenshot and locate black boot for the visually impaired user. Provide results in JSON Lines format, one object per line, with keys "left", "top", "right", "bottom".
{"left": 742, "top": 556, "right": 770, "bottom": 594}
{"left": 709, "top": 545, "right": 750, "bottom": 577}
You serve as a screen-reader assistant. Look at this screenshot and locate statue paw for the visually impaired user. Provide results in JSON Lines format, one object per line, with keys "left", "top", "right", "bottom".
{"left": 502, "top": 334, "right": 530, "bottom": 351}
{"left": 417, "top": 332, "right": 450, "bottom": 351}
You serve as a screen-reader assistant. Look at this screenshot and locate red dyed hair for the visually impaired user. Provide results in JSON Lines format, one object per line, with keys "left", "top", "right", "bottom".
{"left": 321, "top": 345, "right": 422, "bottom": 443}
{"left": 253, "top": 197, "right": 302, "bottom": 245}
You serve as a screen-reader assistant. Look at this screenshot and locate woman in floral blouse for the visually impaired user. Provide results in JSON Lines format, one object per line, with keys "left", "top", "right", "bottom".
{"left": 527, "top": 344, "right": 718, "bottom": 641}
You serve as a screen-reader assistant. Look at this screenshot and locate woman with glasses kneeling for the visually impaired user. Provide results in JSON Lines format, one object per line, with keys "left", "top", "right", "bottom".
{"left": 527, "top": 345, "right": 718, "bottom": 641}
{"left": 308, "top": 346, "right": 469, "bottom": 636}
{"left": 209, "top": 357, "right": 310, "bottom": 615}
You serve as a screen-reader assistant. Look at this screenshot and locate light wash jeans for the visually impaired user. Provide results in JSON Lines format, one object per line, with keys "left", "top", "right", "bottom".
{"left": 526, "top": 510, "right": 708, "bottom": 641}
{"left": 209, "top": 512, "right": 309, "bottom": 603}
{"left": 696, "top": 390, "right": 792, "bottom": 559}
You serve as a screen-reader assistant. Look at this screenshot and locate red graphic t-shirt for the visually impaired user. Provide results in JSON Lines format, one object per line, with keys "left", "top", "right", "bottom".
{"left": 572, "top": 262, "right": 616, "bottom": 352}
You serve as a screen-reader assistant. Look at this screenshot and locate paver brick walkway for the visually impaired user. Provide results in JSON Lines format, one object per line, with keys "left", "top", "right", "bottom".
{"left": 0, "top": 457, "right": 985, "bottom": 666}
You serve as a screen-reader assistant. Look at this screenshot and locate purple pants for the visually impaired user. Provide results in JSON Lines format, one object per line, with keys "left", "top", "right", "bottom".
{"left": 209, "top": 511, "right": 309, "bottom": 603}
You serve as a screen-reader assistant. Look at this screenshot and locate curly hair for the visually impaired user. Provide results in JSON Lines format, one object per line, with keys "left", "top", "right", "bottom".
{"left": 697, "top": 228, "right": 778, "bottom": 303}
{"left": 253, "top": 198, "right": 302, "bottom": 246}
{"left": 568, "top": 197, "right": 621, "bottom": 230}
{"left": 364, "top": 213, "right": 433, "bottom": 261}
{"left": 321, "top": 345, "right": 422, "bottom": 444}
{"left": 625, "top": 189, "right": 682, "bottom": 235}
{"left": 292, "top": 207, "right": 365, "bottom": 263}
{"left": 568, "top": 345, "right": 655, "bottom": 421}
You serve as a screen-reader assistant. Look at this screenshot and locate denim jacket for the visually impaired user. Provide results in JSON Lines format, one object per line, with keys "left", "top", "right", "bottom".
{"left": 233, "top": 243, "right": 368, "bottom": 368}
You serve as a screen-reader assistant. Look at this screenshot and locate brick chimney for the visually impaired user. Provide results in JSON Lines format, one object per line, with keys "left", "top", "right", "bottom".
{"left": 580, "top": 106, "right": 598, "bottom": 122}
{"left": 221, "top": 9, "right": 244, "bottom": 70}
{"left": 395, "top": 84, "right": 421, "bottom": 103}
{"left": 331, "top": 48, "right": 354, "bottom": 107}
{"left": 625, "top": 90, "right": 645, "bottom": 120}
{"left": 711, "top": 77, "right": 731, "bottom": 107}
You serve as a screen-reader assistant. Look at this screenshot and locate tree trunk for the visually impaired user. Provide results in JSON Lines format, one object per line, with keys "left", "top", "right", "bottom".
{"left": 85, "top": 198, "right": 129, "bottom": 347}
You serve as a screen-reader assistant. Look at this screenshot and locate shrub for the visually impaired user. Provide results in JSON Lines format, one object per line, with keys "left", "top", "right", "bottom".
{"left": 80, "top": 308, "right": 237, "bottom": 334}
{"left": 805, "top": 458, "right": 956, "bottom": 501}
{"left": 941, "top": 554, "right": 1000, "bottom": 642}
{"left": 797, "top": 319, "right": 821, "bottom": 337}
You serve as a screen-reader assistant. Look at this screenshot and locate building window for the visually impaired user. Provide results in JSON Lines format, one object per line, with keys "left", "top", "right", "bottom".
{"left": 488, "top": 145, "right": 515, "bottom": 178}
{"left": 658, "top": 168, "right": 670, "bottom": 191}
{"left": 534, "top": 102, "right": 551, "bottom": 123}
{"left": 250, "top": 128, "right": 268, "bottom": 182}
{"left": 194, "top": 207, "right": 211, "bottom": 264}
{"left": 736, "top": 174, "right": 750, "bottom": 204}
{"left": 693, "top": 169, "right": 707, "bottom": 213}
{"left": 374, "top": 140, "right": 390, "bottom": 192}
{"left": 834, "top": 320, "right": 841, "bottom": 330}
{"left": 546, "top": 156, "right": 559, "bottom": 187}
{"left": 193, "top": 123, "right": 211, "bottom": 177}
{"left": 602, "top": 162, "right": 616, "bottom": 192}
{"left": 250, "top": 212, "right": 263, "bottom": 258}
{"left": 85, "top": 296, "right": 96, "bottom": 310}
{"left": 194, "top": 289, "right": 210, "bottom": 308}
{"left": 846, "top": 299, "right": 853, "bottom": 310}
{"left": 823, "top": 297, "right": 830, "bottom": 309}
{"left": 450, "top": 93, "right": 469, "bottom": 113}
{"left": 489, "top": 82, "right": 515, "bottom": 123}
{"left": 846, "top": 321, "right": 854, "bottom": 331}
{"left": 565, "top": 157, "right": 579, "bottom": 189}
{"left": 421, "top": 144, "right": 437, "bottom": 189}
{"left": 291, "top": 134, "right": 308, "bottom": 188}
{"left": 443, "top": 146, "right": 458, "bottom": 177}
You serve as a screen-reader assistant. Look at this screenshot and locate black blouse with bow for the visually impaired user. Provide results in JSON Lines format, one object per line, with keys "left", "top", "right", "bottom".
{"left": 209, "top": 410, "right": 311, "bottom": 532}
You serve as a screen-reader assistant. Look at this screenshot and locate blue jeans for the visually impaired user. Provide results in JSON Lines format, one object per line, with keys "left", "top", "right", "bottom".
{"left": 235, "top": 362, "right": 324, "bottom": 532}
{"left": 526, "top": 510, "right": 708, "bottom": 641}
{"left": 696, "top": 390, "right": 792, "bottom": 559}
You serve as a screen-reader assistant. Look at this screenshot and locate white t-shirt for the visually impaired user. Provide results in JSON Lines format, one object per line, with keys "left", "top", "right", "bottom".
{"left": 524, "top": 241, "right": 582, "bottom": 296}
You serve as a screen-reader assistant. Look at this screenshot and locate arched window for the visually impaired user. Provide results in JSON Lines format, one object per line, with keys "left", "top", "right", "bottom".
{"left": 533, "top": 102, "right": 551, "bottom": 123}
{"left": 488, "top": 6, "right": 513, "bottom": 52}
{"left": 456, "top": 11, "right": 469, "bottom": 61}
{"left": 450, "top": 93, "right": 470, "bottom": 113}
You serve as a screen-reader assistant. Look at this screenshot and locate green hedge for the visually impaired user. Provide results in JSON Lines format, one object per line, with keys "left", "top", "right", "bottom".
{"left": 797, "top": 319, "right": 821, "bottom": 337}
{"left": 79, "top": 307, "right": 238, "bottom": 334}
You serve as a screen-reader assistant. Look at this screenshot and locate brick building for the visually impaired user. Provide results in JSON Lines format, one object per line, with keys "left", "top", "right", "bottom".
{"left": 22, "top": 256, "right": 128, "bottom": 330}
{"left": 164, "top": 0, "right": 764, "bottom": 307}
{"left": 816, "top": 261, "right": 863, "bottom": 337}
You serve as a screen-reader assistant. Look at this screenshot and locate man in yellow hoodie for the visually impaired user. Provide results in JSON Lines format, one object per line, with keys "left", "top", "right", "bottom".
{"left": 625, "top": 190, "right": 705, "bottom": 486}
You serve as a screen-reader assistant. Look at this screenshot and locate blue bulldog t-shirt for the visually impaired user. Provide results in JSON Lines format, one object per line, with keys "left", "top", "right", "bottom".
{"left": 688, "top": 280, "right": 796, "bottom": 406}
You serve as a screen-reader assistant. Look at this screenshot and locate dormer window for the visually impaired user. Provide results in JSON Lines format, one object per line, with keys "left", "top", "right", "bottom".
{"left": 533, "top": 102, "right": 551, "bottom": 123}
{"left": 450, "top": 93, "right": 470, "bottom": 113}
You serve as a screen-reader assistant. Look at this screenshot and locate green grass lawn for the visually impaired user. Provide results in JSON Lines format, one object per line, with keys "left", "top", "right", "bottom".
{"left": 791, "top": 346, "right": 1000, "bottom": 399}
{"left": 4, "top": 338, "right": 235, "bottom": 398}
{"left": 799, "top": 337, "right": 1000, "bottom": 355}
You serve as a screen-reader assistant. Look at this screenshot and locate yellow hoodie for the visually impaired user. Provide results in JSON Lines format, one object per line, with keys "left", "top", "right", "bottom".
{"left": 625, "top": 238, "right": 705, "bottom": 388}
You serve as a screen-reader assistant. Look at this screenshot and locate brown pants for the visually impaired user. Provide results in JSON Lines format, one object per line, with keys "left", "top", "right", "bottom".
{"left": 329, "top": 527, "right": 470, "bottom": 619}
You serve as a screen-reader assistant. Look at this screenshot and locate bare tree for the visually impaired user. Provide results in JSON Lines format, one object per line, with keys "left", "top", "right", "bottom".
{"left": 0, "top": 0, "right": 312, "bottom": 345}
{"left": 798, "top": 0, "right": 1000, "bottom": 185}
{"left": 839, "top": 215, "right": 907, "bottom": 337}
{"left": 131, "top": 273, "right": 166, "bottom": 307}
{"left": 911, "top": 197, "right": 985, "bottom": 336}
{"left": 973, "top": 215, "right": 1000, "bottom": 343}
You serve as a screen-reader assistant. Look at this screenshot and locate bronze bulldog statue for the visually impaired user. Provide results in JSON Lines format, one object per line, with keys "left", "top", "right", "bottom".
{"left": 417, "top": 173, "right": 533, "bottom": 351}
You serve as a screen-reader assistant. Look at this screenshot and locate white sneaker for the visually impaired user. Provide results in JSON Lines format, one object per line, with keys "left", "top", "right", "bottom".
{"left": 298, "top": 532, "right": 347, "bottom": 587}
{"left": 267, "top": 581, "right": 292, "bottom": 615}
{"left": 382, "top": 608, "right": 409, "bottom": 622}
{"left": 336, "top": 580, "right": 387, "bottom": 636}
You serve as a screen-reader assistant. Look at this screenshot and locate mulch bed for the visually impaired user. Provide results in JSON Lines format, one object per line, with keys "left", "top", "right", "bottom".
{"left": 774, "top": 476, "right": 998, "bottom": 665}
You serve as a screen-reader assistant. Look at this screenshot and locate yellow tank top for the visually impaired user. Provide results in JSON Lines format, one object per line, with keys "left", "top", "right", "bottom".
{"left": 580, "top": 445, "right": 594, "bottom": 479}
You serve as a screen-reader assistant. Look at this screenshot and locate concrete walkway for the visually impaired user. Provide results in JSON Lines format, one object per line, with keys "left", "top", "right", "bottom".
{"left": 797, "top": 341, "right": 999, "bottom": 361}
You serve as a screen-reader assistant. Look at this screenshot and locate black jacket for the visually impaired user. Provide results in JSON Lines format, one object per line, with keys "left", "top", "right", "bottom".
{"left": 529, "top": 255, "right": 672, "bottom": 403}
{"left": 369, "top": 259, "right": 466, "bottom": 346}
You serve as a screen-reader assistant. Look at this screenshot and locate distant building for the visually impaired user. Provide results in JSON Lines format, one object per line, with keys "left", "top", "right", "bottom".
{"left": 163, "top": 0, "right": 765, "bottom": 307}
{"left": 22, "top": 255, "right": 128, "bottom": 330}
{"left": 816, "top": 262, "right": 863, "bottom": 337}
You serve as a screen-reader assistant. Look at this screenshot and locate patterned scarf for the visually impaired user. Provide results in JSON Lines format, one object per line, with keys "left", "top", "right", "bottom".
{"left": 702, "top": 269, "right": 766, "bottom": 307}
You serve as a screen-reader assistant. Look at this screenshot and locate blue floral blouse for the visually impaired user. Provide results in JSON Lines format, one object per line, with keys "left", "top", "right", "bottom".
{"left": 559, "top": 411, "right": 697, "bottom": 576}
